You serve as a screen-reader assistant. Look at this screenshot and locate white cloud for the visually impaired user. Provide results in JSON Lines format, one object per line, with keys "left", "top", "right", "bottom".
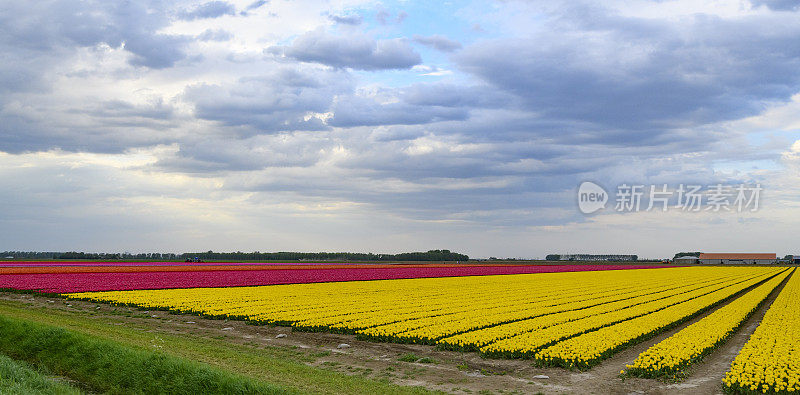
{"left": 2, "top": 0, "right": 800, "bottom": 257}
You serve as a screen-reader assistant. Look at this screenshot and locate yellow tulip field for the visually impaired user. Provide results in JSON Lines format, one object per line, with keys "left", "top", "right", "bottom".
{"left": 723, "top": 268, "right": 800, "bottom": 394}
{"left": 66, "top": 266, "right": 798, "bottom": 392}
{"left": 624, "top": 271, "right": 788, "bottom": 378}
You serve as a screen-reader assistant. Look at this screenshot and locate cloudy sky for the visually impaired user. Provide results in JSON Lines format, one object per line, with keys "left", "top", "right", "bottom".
{"left": 2, "top": 0, "right": 800, "bottom": 258}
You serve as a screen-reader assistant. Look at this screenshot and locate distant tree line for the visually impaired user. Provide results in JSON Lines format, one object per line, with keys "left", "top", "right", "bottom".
{"left": 1, "top": 250, "right": 468, "bottom": 261}
{"left": 180, "top": 249, "right": 469, "bottom": 261}
{"left": 0, "top": 251, "right": 181, "bottom": 260}
{"left": 0, "top": 251, "right": 63, "bottom": 259}
{"left": 57, "top": 252, "right": 180, "bottom": 260}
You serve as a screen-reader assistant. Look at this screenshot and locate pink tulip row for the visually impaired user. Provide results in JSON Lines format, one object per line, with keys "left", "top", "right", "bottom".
{"left": 0, "top": 261, "right": 342, "bottom": 267}
{"left": 0, "top": 264, "right": 667, "bottom": 293}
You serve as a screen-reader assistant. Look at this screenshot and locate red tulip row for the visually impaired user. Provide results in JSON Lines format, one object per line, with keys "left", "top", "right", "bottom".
{"left": 0, "top": 263, "right": 667, "bottom": 293}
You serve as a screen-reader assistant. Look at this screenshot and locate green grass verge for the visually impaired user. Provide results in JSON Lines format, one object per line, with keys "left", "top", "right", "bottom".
{"left": 0, "top": 298, "right": 433, "bottom": 395}
{"left": 0, "top": 314, "right": 291, "bottom": 394}
{"left": 0, "top": 352, "right": 83, "bottom": 395}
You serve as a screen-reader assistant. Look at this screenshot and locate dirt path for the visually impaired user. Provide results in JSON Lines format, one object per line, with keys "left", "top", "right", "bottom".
{"left": 0, "top": 272, "right": 791, "bottom": 395}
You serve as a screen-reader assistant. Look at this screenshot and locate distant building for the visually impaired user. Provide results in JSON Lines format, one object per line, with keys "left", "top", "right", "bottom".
{"left": 698, "top": 253, "right": 776, "bottom": 265}
{"left": 550, "top": 254, "right": 637, "bottom": 262}
{"left": 673, "top": 256, "right": 699, "bottom": 264}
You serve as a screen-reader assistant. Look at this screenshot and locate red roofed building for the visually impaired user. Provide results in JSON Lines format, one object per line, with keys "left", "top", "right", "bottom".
{"left": 698, "top": 253, "right": 776, "bottom": 265}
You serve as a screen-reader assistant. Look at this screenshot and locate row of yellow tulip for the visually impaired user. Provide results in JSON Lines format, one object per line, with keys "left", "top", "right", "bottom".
{"left": 69, "top": 268, "right": 706, "bottom": 332}
{"left": 442, "top": 269, "right": 765, "bottom": 352}
{"left": 72, "top": 272, "right": 572, "bottom": 326}
{"left": 307, "top": 267, "right": 739, "bottom": 334}
{"left": 624, "top": 270, "right": 791, "bottom": 379}
{"left": 296, "top": 272, "right": 645, "bottom": 333}
{"left": 357, "top": 269, "right": 747, "bottom": 344}
{"left": 531, "top": 269, "right": 790, "bottom": 369}
{"left": 235, "top": 270, "right": 621, "bottom": 329}
{"left": 723, "top": 270, "right": 800, "bottom": 394}
{"left": 479, "top": 269, "right": 778, "bottom": 357}
{"left": 66, "top": 268, "right": 781, "bottom": 358}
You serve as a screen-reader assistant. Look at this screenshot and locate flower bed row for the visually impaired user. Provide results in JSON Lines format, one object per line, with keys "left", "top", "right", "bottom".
{"left": 0, "top": 263, "right": 539, "bottom": 275}
{"left": 440, "top": 270, "right": 753, "bottom": 352}
{"left": 531, "top": 269, "right": 790, "bottom": 369}
{"left": 478, "top": 270, "right": 777, "bottom": 359}
{"left": 64, "top": 268, "right": 782, "bottom": 364}
{"left": 723, "top": 269, "right": 800, "bottom": 394}
{"left": 362, "top": 269, "right": 750, "bottom": 346}
{"left": 624, "top": 271, "right": 790, "bottom": 380}
{"left": 69, "top": 269, "right": 634, "bottom": 328}
{"left": 0, "top": 264, "right": 668, "bottom": 293}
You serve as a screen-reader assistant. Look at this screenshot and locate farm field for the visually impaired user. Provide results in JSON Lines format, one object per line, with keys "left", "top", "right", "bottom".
{"left": 0, "top": 261, "right": 664, "bottom": 293}
{"left": 9, "top": 1, "right": 800, "bottom": 394}
{"left": 723, "top": 267, "right": 800, "bottom": 393}
{"left": 0, "top": 262, "right": 796, "bottom": 394}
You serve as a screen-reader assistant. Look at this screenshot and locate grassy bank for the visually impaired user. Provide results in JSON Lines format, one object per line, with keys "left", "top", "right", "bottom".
{"left": 0, "top": 314, "right": 291, "bottom": 394}
{"left": 0, "top": 297, "right": 432, "bottom": 394}
{"left": 0, "top": 353, "right": 83, "bottom": 395}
